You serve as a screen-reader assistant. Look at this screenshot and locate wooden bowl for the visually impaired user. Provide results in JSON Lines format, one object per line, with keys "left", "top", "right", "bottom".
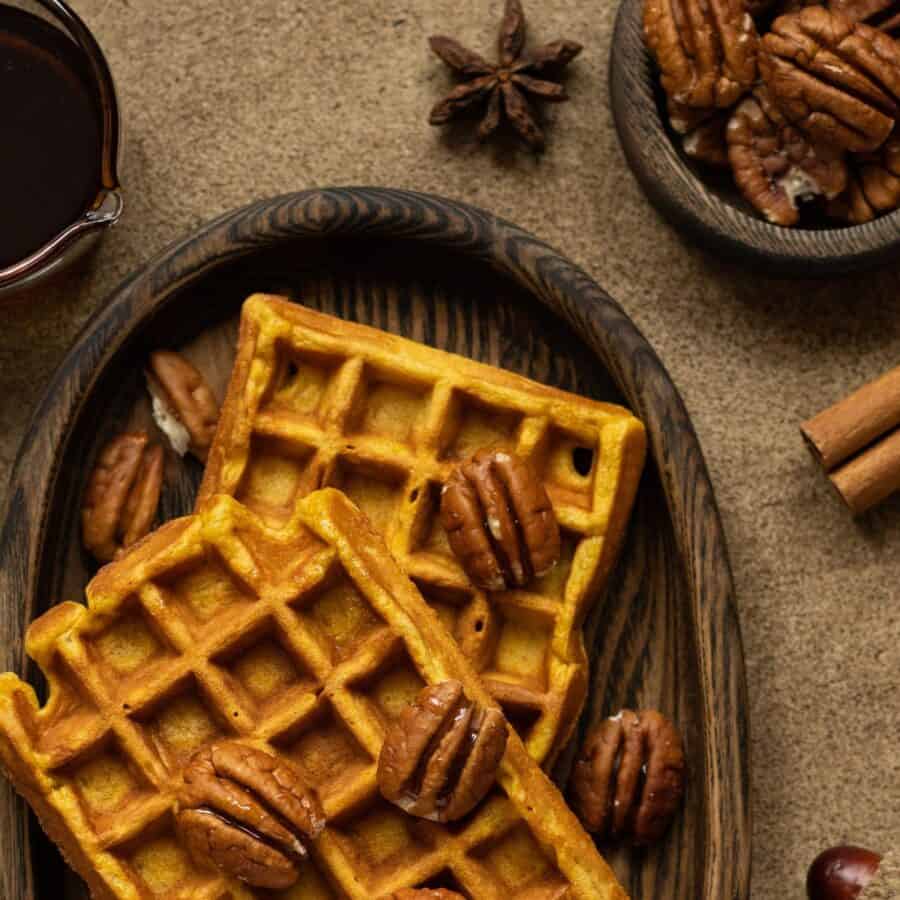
{"left": 610, "top": 0, "right": 900, "bottom": 277}
{"left": 0, "top": 187, "right": 749, "bottom": 900}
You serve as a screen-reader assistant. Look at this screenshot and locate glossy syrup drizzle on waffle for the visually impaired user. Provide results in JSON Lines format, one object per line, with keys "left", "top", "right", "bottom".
{"left": 0, "top": 491, "right": 628, "bottom": 900}
{"left": 198, "top": 295, "right": 647, "bottom": 767}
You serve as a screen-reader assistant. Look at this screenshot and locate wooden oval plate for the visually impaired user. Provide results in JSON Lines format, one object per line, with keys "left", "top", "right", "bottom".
{"left": 610, "top": 0, "right": 900, "bottom": 277}
{"left": 0, "top": 188, "right": 749, "bottom": 900}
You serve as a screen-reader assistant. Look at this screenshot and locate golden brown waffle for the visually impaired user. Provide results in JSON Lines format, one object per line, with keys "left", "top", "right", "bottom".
{"left": 199, "top": 295, "right": 646, "bottom": 766}
{"left": 0, "top": 490, "right": 628, "bottom": 900}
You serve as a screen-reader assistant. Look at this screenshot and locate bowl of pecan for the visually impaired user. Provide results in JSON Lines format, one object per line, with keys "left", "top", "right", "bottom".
{"left": 610, "top": 0, "right": 900, "bottom": 276}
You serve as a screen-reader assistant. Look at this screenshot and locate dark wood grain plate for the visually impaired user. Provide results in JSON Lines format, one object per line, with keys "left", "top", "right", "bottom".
{"left": 610, "top": 0, "right": 900, "bottom": 277}
{"left": 0, "top": 187, "right": 749, "bottom": 900}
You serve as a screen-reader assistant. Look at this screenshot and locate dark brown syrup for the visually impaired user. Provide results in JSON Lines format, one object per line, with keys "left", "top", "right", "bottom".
{"left": 0, "top": 4, "right": 102, "bottom": 269}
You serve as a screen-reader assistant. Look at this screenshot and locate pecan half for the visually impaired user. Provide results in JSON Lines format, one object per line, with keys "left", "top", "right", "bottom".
{"left": 147, "top": 351, "right": 219, "bottom": 461}
{"left": 176, "top": 741, "right": 325, "bottom": 890}
{"left": 832, "top": 0, "right": 900, "bottom": 35}
{"left": 668, "top": 98, "right": 731, "bottom": 167}
{"left": 378, "top": 681, "right": 507, "bottom": 823}
{"left": 569, "top": 709, "right": 686, "bottom": 845}
{"left": 440, "top": 448, "right": 560, "bottom": 592}
{"left": 759, "top": 7, "right": 900, "bottom": 152}
{"left": 727, "top": 85, "right": 848, "bottom": 225}
{"left": 643, "top": 0, "right": 759, "bottom": 109}
{"left": 828, "top": 134, "right": 900, "bottom": 221}
{"left": 380, "top": 891, "right": 466, "bottom": 900}
{"left": 81, "top": 432, "right": 164, "bottom": 563}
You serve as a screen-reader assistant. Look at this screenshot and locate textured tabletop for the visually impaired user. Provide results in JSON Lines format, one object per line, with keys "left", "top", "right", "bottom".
{"left": 1, "top": 1, "right": 898, "bottom": 896}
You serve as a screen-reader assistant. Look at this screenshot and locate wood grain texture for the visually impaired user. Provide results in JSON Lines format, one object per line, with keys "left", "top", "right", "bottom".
{"left": 610, "top": 0, "right": 900, "bottom": 277}
{"left": 0, "top": 187, "right": 749, "bottom": 900}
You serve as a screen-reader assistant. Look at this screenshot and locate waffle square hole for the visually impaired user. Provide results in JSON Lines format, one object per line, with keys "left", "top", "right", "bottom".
{"left": 333, "top": 796, "right": 436, "bottom": 884}
{"left": 59, "top": 735, "right": 153, "bottom": 831}
{"left": 295, "top": 570, "right": 386, "bottom": 665}
{"left": 159, "top": 551, "right": 255, "bottom": 633}
{"left": 132, "top": 677, "right": 231, "bottom": 773}
{"left": 267, "top": 347, "right": 342, "bottom": 421}
{"left": 235, "top": 434, "right": 319, "bottom": 522}
{"left": 86, "top": 599, "right": 177, "bottom": 688}
{"left": 277, "top": 858, "right": 343, "bottom": 899}
{"left": 275, "top": 699, "right": 373, "bottom": 802}
{"left": 535, "top": 427, "right": 598, "bottom": 509}
{"left": 495, "top": 698, "right": 542, "bottom": 746}
{"left": 474, "top": 824, "right": 567, "bottom": 892}
{"left": 214, "top": 622, "right": 318, "bottom": 717}
{"left": 351, "top": 368, "right": 431, "bottom": 444}
{"left": 115, "top": 815, "right": 217, "bottom": 897}
{"left": 355, "top": 647, "right": 426, "bottom": 728}
{"left": 410, "top": 481, "right": 451, "bottom": 557}
{"left": 443, "top": 393, "right": 522, "bottom": 460}
{"left": 484, "top": 606, "right": 552, "bottom": 692}
{"left": 327, "top": 456, "right": 408, "bottom": 537}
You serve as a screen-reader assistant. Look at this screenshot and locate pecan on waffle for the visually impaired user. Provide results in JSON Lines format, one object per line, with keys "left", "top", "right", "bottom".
{"left": 0, "top": 490, "right": 628, "bottom": 900}
{"left": 198, "top": 295, "right": 647, "bottom": 767}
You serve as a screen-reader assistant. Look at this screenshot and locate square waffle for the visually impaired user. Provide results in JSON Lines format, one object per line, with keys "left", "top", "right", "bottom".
{"left": 0, "top": 490, "right": 628, "bottom": 900}
{"left": 198, "top": 295, "right": 647, "bottom": 766}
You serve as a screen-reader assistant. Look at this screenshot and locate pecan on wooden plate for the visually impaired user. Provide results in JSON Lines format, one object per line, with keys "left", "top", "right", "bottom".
{"left": 727, "top": 85, "right": 848, "bottom": 225}
{"left": 759, "top": 7, "right": 900, "bottom": 152}
{"left": 440, "top": 448, "right": 560, "bottom": 592}
{"left": 378, "top": 681, "right": 507, "bottom": 823}
{"left": 81, "top": 431, "right": 164, "bottom": 563}
{"left": 828, "top": 134, "right": 900, "bottom": 222}
{"left": 176, "top": 741, "right": 325, "bottom": 889}
{"left": 569, "top": 709, "right": 686, "bottom": 845}
{"left": 146, "top": 350, "right": 218, "bottom": 461}
{"left": 643, "top": 0, "right": 759, "bottom": 109}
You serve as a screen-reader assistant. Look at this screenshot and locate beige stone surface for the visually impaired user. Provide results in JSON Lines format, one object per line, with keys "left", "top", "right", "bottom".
{"left": 1, "top": 0, "right": 899, "bottom": 896}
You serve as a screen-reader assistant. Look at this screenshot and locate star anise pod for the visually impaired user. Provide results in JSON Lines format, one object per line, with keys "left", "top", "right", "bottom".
{"left": 428, "top": 0, "right": 583, "bottom": 151}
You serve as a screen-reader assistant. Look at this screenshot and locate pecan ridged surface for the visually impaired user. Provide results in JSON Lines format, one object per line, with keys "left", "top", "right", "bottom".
{"left": 570, "top": 709, "right": 686, "bottom": 845}
{"left": 669, "top": 97, "right": 731, "bottom": 167}
{"left": 759, "top": 7, "right": 900, "bottom": 152}
{"left": 81, "top": 431, "right": 163, "bottom": 563}
{"left": 644, "top": 0, "right": 759, "bottom": 109}
{"left": 148, "top": 350, "right": 219, "bottom": 461}
{"left": 727, "top": 85, "right": 848, "bottom": 224}
{"left": 378, "top": 681, "right": 507, "bottom": 823}
{"left": 828, "top": 134, "right": 900, "bottom": 221}
{"left": 440, "top": 448, "right": 560, "bottom": 592}
{"left": 176, "top": 742, "right": 325, "bottom": 890}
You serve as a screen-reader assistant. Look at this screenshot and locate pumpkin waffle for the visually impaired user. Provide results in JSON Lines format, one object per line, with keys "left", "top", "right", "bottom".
{"left": 0, "top": 490, "right": 628, "bottom": 900}
{"left": 198, "top": 295, "right": 646, "bottom": 766}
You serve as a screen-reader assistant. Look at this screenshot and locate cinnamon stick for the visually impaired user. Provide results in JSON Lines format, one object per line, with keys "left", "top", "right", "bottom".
{"left": 801, "top": 364, "right": 900, "bottom": 470}
{"left": 830, "top": 429, "right": 900, "bottom": 516}
{"left": 802, "top": 364, "right": 900, "bottom": 515}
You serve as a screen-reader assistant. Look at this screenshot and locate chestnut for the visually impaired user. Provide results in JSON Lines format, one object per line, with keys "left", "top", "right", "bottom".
{"left": 808, "top": 846, "right": 883, "bottom": 900}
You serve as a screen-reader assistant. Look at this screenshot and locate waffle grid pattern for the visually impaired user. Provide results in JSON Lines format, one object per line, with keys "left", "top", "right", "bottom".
{"left": 199, "top": 295, "right": 647, "bottom": 765}
{"left": 0, "top": 493, "right": 626, "bottom": 900}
